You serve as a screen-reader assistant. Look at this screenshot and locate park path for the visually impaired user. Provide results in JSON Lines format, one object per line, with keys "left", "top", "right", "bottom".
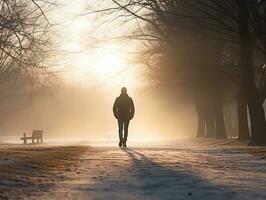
{"left": 39, "top": 140, "right": 266, "bottom": 200}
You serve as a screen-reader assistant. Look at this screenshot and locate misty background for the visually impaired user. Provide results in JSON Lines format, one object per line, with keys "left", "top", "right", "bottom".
{"left": 0, "top": 0, "right": 241, "bottom": 142}
{"left": 0, "top": 0, "right": 252, "bottom": 141}
{"left": 0, "top": 77, "right": 197, "bottom": 141}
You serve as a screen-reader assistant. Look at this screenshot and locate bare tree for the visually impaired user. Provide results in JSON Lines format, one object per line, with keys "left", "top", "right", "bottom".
{"left": 0, "top": 0, "right": 55, "bottom": 122}
{"left": 93, "top": 0, "right": 266, "bottom": 144}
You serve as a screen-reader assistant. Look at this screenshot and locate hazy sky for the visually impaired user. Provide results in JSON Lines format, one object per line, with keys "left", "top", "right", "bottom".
{"left": 50, "top": 0, "right": 145, "bottom": 93}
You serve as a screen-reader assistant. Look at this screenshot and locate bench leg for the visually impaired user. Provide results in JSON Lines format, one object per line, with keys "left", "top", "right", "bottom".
{"left": 32, "top": 138, "right": 34, "bottom": 144}
{"left": 22, "top": 133, "right": 27, "bottom": 144}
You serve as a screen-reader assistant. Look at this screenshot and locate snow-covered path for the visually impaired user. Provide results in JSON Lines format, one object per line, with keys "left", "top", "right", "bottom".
{"left": 40, "top": 140, "right": 266, "bottom": 200}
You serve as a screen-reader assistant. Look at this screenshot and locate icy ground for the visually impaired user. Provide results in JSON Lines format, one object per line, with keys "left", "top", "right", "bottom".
{"left": 1, "top": 139, "right": 266, "bottom": 200}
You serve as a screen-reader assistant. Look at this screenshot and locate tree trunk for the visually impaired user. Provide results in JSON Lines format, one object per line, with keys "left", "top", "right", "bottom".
{"left": 195, "top": 101, "right": 206, "bottom": 137}
{"left": 236, "top": 91, "right": 250, "bottom": 141}
{"left": 248, "top": 99, "right": 266, "bottom": 144}
{"left": 238, "top": 2, "right": 266, "bottom": 145}
{"left": 205, "top": 104, "right": 216, "bottom": 138}
{"left": 215, "top": 102, "right": 227, "bottom": 139}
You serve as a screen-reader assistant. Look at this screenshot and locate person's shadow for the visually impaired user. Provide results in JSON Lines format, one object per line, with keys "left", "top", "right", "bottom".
{"left": 118, "top": 147, "right": 238, "bottom": 200}
{"left": 87, "top": 147, "right": 238, "bottom": 200}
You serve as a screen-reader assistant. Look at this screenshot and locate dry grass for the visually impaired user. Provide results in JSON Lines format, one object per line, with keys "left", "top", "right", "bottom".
{"left": 0, "top": 145, "right": 89, "bottom": 199}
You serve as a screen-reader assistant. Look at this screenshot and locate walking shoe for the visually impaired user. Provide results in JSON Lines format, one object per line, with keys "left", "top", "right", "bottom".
{"left": 119, "top": 139, "right": 123, "bottom": 147}
{"left": 123, "top": 141, "right": 127, "bottom": 147}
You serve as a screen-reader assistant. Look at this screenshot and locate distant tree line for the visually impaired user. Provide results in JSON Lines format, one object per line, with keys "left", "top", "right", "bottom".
{"left": 96, "top": 0, "right": 266, "bottom": 145}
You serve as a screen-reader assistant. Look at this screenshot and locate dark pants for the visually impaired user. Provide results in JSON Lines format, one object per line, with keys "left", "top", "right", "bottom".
{"left": 118, "top": 119, "right": 130, "bottom": 141}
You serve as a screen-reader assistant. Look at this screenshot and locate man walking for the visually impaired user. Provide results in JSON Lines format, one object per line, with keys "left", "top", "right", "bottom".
{"left": 113, "top": 87, "right": 135, "bottom": 147}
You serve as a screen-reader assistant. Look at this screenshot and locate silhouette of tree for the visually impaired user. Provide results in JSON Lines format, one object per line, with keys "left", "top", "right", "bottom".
{"left": 0, "top": 0, "right": 55, "bottom": 122}
{"left": 95, "top": 0, "right": 266, "bottom": 144}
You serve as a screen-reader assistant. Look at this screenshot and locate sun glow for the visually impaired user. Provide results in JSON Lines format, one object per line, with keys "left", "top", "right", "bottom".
{"left": 54, "top": 0, "right": 144, "bottom": 90}
{"left": 64, "top": 45, "right": 142, "bottom": 91}
{"left": 94, "top": 53, "right": 125, "bottom": 74}
{"left": 74, "top": 49, "right": 127, "bottom": 75}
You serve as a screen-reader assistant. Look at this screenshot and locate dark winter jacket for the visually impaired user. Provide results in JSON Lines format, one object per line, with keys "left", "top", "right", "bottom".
{"left": 113, "top": 93, "right": 135, "bottom": 120}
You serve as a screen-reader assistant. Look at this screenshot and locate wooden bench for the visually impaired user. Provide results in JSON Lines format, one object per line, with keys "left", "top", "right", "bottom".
{"left": 21, "top": 130, "right": 43, "bottom": 144}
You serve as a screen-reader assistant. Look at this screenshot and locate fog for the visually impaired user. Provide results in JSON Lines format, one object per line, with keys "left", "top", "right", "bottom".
{"left": 0, "top": 76, "right": 196, "bottom": 141}
{"left": 0, "top": 0, "right": 198, "bottom": 142}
